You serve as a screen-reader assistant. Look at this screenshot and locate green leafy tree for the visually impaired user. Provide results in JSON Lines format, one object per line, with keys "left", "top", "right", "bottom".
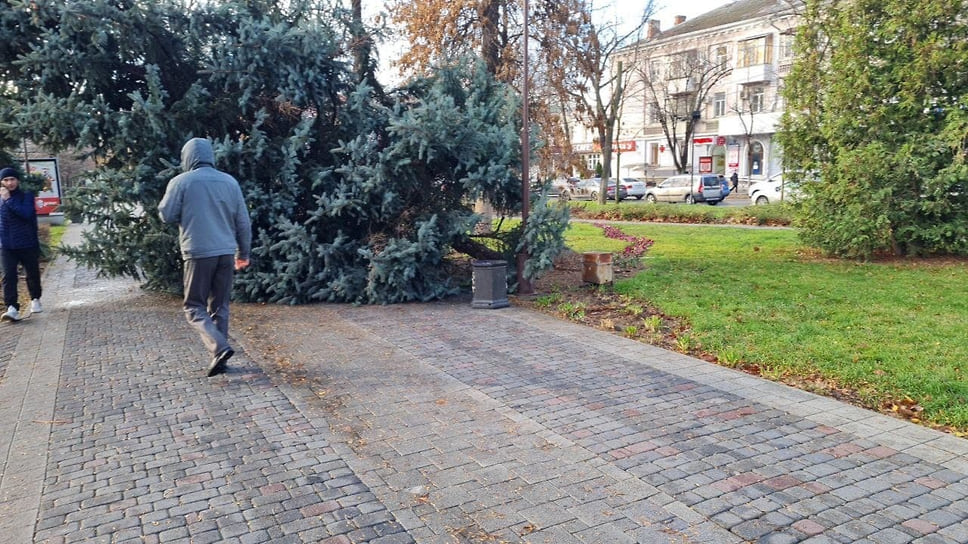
{"left": 0, "top": 0, "right": 566, "bottom": 302}
{"left": 779, "top": 0, "right": 968, "bottom": 258}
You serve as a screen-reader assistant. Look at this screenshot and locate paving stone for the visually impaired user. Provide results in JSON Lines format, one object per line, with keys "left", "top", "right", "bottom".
{"left": 935, "top": 520, "right": 968, "bottom": 542}
{"left": 758, "top": 532, "right": 801, "bottom": 544}
{"left": 3, "top": 224, "right": 968, "bottom": 544}
{"left": 867, "top": 527, "right": 917, "bottom": 544}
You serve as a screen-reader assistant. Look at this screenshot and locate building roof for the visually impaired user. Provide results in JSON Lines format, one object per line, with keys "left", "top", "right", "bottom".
{"left": 647, "top": 0, "right": 801, "bottom": 43}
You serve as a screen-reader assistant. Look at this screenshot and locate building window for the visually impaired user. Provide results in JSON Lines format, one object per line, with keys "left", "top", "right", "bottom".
{"left": 713, "top": 92, "right": 726, "bottom": 117}
{"left": 714, "top": 46, "right": 729, "bottom": 69}
{"left": 773, "top": 80, "right": 784, "bottom": 111}
{"left": 749, "top": 87, "right": 765, "bottom": 113}
{"left": 669, "top": 49, "right": 698, "bottom": 79}
{"left": 779, "top": 33, "right": 795, "bottom": 63}
{"left": 737, "top": 35, "right": 773, "bottom": 68}
{"left": 674, "top": 97, "right": 692, "bottom": 117}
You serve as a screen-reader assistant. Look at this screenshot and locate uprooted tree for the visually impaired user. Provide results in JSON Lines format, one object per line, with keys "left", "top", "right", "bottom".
{"left": 0, "top": 0, "right": 567, "bottom": 303}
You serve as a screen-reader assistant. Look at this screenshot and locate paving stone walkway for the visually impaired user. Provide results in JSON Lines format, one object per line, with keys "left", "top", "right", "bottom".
{"left": 1, "top": 223, "right": 967, "bottom": 543}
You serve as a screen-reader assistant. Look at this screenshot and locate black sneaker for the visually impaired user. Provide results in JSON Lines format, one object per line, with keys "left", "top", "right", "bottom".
{"left": 208, "top": 348, "right": 234, "bottom": 377}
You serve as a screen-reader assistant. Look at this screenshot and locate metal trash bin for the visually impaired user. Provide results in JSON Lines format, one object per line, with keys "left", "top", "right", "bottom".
{"left": 582, "top": 252, "right": 613, "bottom": 284}
{"left": 471, "top": 260, "right": 509, "bottom": 309}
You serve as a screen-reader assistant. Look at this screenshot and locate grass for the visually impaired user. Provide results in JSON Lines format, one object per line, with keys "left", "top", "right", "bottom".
{"left": 47, "top": 225, "right": 66, "bottom": 251}
{"left": 39, "top": 224, "right": 66, "bottom": 263}
{"left": 560, "top": 221, "right": 968, "bottom": 432}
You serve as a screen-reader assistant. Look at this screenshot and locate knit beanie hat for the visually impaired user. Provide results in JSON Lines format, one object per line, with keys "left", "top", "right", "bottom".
{"left": 0, "top": 167, "right": 19, "bottom": 180}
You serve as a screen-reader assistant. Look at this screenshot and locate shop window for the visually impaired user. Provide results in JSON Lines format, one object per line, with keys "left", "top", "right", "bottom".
{"left": 749, "top": 141, "right": 764, "bottom": 175}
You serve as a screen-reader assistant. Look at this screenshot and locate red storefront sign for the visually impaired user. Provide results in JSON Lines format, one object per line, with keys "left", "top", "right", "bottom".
{"left": 575, "top": 140, "right": 637, "bottom": 153}
{"left": 614, "top": 140, "right": 637, "bottom": 152}
{"left": 699, "top": 156, "right": 713, "bottom": 173}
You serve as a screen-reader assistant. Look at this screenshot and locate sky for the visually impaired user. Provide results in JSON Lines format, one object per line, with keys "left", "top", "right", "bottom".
{"left": 609, "top": 0, "right": 734, "bottom": 34}
{"left": 372, "top": 0, "right": 735, "bottom": 83}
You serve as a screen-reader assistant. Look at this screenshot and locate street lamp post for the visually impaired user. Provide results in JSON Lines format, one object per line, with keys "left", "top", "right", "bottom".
{"left": 517, "top": 0, "right": 533, "bottom": 295}
{"left": 614, "top": 120, "right": 621, "bottom": 204}
{"left": 689, "top": 110, "right": 700, "bottom": 200}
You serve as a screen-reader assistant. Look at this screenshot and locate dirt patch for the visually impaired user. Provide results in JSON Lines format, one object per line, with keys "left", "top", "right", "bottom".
{"left": 512, "top": 249, "right": 693, "bottom": 356}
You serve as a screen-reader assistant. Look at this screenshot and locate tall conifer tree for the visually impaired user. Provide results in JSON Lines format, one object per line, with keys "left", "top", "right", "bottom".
{"left": 780, "top": 0, "right": 968, "bottom": 258}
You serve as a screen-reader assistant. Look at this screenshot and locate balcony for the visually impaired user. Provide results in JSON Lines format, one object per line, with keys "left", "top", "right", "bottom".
{"left": 732, "top": 63, "right": 776, "bottom": 85}
{"left": 667, "top": 76, "right": 696, "bottom": 96}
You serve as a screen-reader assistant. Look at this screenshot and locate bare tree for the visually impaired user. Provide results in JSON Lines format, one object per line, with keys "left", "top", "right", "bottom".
{"left": 536, "top": 0, "right": 656, "bottom": 204}
{"left": 730, "top": 86, "right": 764, "bottom": 188}
{"left": 388, "top": 0, "right": 655, "bottom": 192}
{"left": 638, "top": 47, "right": 731, "bottom": 173}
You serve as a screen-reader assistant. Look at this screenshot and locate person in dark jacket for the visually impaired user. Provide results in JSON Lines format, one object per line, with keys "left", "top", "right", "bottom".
{"left": 719, "top": 174, "right": 731, "bottom": 198}
{"left": 159, "top": 138, "right": 252, "bottom": 376}
{"left": 0, "top": 167, "right": 42, "bottom": 321}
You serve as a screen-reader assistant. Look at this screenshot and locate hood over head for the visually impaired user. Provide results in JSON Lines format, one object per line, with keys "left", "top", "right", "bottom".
{"left": 180, "top": 138, "right": 216, "bottom": 172}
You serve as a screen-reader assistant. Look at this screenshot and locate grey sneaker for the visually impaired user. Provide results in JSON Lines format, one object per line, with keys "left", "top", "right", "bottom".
{"left": 2, "top": 305, "right": 20, "bottom": 322}
{"left": 30, "top": 299, "right": 42, "bottom": 313}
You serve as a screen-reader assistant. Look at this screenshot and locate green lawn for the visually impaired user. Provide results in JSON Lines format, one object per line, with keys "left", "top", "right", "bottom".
{"left": 563, "top": 221, "right": 968, "bottom": 432}
{"left": 41, "top": 224, "right": 67, "bottom": 262}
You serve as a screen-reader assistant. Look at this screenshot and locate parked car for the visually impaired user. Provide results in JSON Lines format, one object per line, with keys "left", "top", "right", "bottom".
{"left": 644, "top": 174, "right": 724, "bottom": 205}
{"left": 552, "top": 177, "right": 579, "bottom": 199}
{"left": 749, "top": 173, "right": 802, "bottom": 205}
{"left": 569, "top": 178, "right": 628, "bottom": 201}
{"left": 620, "top": 178, "right": 648, "bottom": 200}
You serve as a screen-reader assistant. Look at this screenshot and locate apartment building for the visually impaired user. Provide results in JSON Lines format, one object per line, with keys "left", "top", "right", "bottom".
{"left": 577, "top": 0, "right": 802, "bottom": 188}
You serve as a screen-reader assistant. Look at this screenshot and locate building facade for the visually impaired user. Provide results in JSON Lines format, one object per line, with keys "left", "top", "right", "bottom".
{"left": 576, "top": 0, "right": 801, "bottom": 189}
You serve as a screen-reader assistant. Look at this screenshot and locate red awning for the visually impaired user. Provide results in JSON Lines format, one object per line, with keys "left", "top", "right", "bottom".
{"left": 693, "top": 137, "right": 714, "bottom": 144}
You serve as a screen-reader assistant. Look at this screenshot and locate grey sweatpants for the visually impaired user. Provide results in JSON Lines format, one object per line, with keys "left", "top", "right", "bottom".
{"left": 183, "top": 254, "right": 234, "bottom": 357}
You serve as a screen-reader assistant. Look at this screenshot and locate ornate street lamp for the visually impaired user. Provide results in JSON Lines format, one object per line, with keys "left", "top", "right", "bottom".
{"left": 517, "top": 0, "right": 533, "bottom": 294}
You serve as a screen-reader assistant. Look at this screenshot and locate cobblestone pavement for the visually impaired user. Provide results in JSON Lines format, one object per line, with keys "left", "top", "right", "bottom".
{"left": 2, "top": 223, "right": 968, "bottom": 543}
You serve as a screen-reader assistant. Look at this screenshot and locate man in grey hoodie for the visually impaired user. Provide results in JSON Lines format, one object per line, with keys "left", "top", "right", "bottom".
{"left": 159, "top": 138, "right": 252, "bottom": 376}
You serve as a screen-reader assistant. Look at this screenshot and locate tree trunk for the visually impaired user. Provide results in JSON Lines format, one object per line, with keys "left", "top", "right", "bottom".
{"left": 479, "top": 0, "right": 501, "bottom": 75}
{"left": 453, "top": 236, "right": 505, "bottom": 261}
{"left": 350, "top": 0, "right": 385, "bottom": 99}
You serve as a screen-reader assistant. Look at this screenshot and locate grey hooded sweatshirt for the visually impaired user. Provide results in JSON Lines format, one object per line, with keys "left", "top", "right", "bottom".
{"left": 159, "top": 138, "right": 252, "bottom": 261}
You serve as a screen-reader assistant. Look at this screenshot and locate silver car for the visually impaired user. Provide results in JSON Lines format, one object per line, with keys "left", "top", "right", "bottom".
{"left": 620, "top": 178, "right": 648, "bottom": 200}
{"left": 644, "top": 174, "right": 724, "bottom": 205}
{"left": 569, "top": 178, "right": 628, "bottom": 201}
